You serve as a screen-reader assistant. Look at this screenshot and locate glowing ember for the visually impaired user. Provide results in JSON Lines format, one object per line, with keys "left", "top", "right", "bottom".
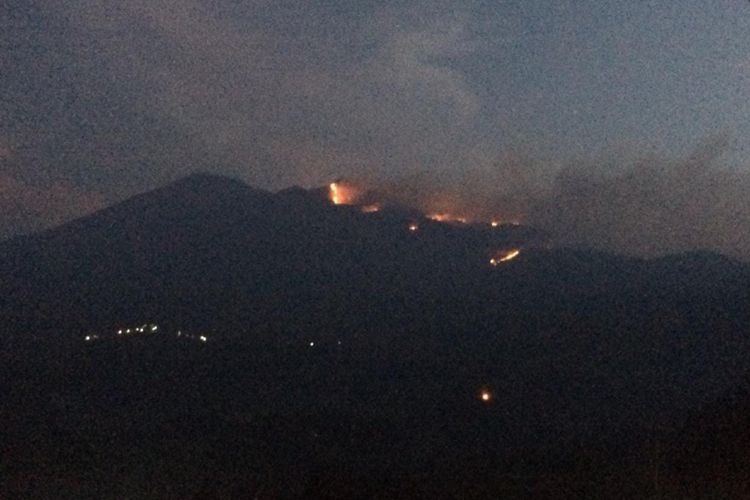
{"left": 491, "top": 221, "right": 499, "bottom": 227}
{"left": 408, "top": 223, "right": 418, "bottom": 232}
{"left": 428, "top": 213, "right": 450, "bottom": 222}
{"left": 480, "top": 390, "right": 492, "bottom": 402}
{"left": 428, "top": 213, "right": 467, "bottom": 224}
{"left": 490, "top": 249, "right": 521, "bottom": 266}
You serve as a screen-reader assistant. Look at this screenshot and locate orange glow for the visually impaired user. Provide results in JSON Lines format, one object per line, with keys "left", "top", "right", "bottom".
{"left": 491, "top": 221, "right": 499, "bottom": 227}
{"left": 480, "top": 390, "right": 492, "bottom": 402}
{"left": 408, "top": 223, "right": 418, "bottom": 232}
{"left": 361, "top": 204, "right": 380, "bottom": 213}
{"left": 490, "top": 249, "right": 521, "bottom": 266}
{"left": 329, "top": 182, "right": 343, "bottom": 204}
{"left": 328, "top": 181, "right": 362, "bottom": 205}
{"left": 427, "top": 213, "right": 468, "bottom": 224}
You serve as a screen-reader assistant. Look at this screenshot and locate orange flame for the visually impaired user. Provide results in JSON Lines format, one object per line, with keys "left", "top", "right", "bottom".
{"left": 427, "top": 213, "right": 468, "bottom": 224}
{"left": 329, "top": 182, "right": 360, "bottom": 205}
{"left": 489, "top": 249, "right": 520, "bottom": 266}
{"left": 329, "top": 182, "right": 343, "bottom": 205}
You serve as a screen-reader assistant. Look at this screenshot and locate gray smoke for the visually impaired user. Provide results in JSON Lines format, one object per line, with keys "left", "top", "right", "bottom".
{"left": 529, "top": 136, "right": 750, "bottom": 259}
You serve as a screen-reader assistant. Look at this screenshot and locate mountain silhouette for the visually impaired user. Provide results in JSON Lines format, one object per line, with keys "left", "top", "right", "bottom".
{"left": 3, "top": 174, "right": 750, "bottom": 497}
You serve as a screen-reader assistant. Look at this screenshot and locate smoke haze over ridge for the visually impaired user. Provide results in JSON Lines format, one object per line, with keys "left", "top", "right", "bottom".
{"left": 338, "top": 135, "right": 750, "bottom": 260}
{"left": 4, "top": 0, "right": 750, "bottom": 259}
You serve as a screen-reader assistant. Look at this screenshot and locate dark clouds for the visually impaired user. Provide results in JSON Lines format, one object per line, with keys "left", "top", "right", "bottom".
{"left": 3, "top": 0, "right": 750, "bottom": 258}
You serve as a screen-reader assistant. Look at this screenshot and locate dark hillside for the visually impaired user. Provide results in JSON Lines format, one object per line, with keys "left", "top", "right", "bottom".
{"left": 3, "top": 175, "right": 750, "bottom": 498}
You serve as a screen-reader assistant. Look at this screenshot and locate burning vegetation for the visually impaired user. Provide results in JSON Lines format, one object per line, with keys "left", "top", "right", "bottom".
{"left": 329, "top": 181, "right": 361, "bottom": 205}
{"left": 427, "top": 213, "right": 468, "bottom": 224}
{"left": 325, "top": 179, "right": 527, "bottom": 238}
{"left": 490, "top": 249, "right": 521, "bottom": 266}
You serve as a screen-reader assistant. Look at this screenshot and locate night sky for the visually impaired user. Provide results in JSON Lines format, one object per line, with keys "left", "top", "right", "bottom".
{"left": 3, "top": 0, "right": 750, "bottom": 257}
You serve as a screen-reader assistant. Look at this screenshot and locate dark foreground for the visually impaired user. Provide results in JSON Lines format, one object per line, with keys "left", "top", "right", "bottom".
{"left": 4, "top": 329, "right": 750, "bottom": 499}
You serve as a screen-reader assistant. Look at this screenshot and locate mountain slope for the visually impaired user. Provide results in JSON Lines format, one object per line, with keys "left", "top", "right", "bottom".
{"left": 4, "top": 174, "right": 750, "bottom": 496}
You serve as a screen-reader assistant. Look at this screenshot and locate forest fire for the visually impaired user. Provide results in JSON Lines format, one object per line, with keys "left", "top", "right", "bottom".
{"left": 427, "top": 213, "right": 468, "bottom": 224}
{"left": 490, "top": 249, "right": 521, "bottom": 266}
{"left": 325, "top": 181, "right": 522, "bottom": 232}
{"left": 329, "top": 181, "right": 360, "bottom": 205}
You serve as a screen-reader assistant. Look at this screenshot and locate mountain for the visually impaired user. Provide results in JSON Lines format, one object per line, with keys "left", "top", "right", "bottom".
{"left": 3, "top": 173, "right": 750, "bottom": 498}
{"left": 0, "top": 173, "right": 542, "bottom": 337}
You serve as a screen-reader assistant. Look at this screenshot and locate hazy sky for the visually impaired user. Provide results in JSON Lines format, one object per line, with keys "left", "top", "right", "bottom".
{"left": 3, "top": 0, "right": 750, "bottom": 256}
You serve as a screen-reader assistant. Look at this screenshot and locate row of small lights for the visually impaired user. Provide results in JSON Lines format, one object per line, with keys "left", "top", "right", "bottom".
{"left": 117, "top": 324, "right": 159, "bottom": 336}
{"left": 85, "top": 324, "right": 208, "bottom": 343}
{"left": 86, "top": 322, "right": 493, "bottom": 403}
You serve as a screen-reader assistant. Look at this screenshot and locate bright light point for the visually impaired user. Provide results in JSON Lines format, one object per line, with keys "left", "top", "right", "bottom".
{"left": 117, "top": 330, "right": 122, "bottom": 335}
{"left": 480, "top": 390, "right": 492, "bottom": 402}
{"left": 199, "top": 335, "right": 207, "bottom": 342}
{"left": 309, "top": 341, "right": 315, "bottom": 347}
{"left": 408, "top": 224, "right": 418, "bottom": 232}
{"left": 491, "top": 221, "right": 499, "bottom": 227}
{"left": 151, "top": 325, "right": 158, "bottom": 331}
{"left": 85, "top": 335, "right": 91, "bottom": 341}
{"left": 126, "top": 329, "right": 131, "bottom": 334}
